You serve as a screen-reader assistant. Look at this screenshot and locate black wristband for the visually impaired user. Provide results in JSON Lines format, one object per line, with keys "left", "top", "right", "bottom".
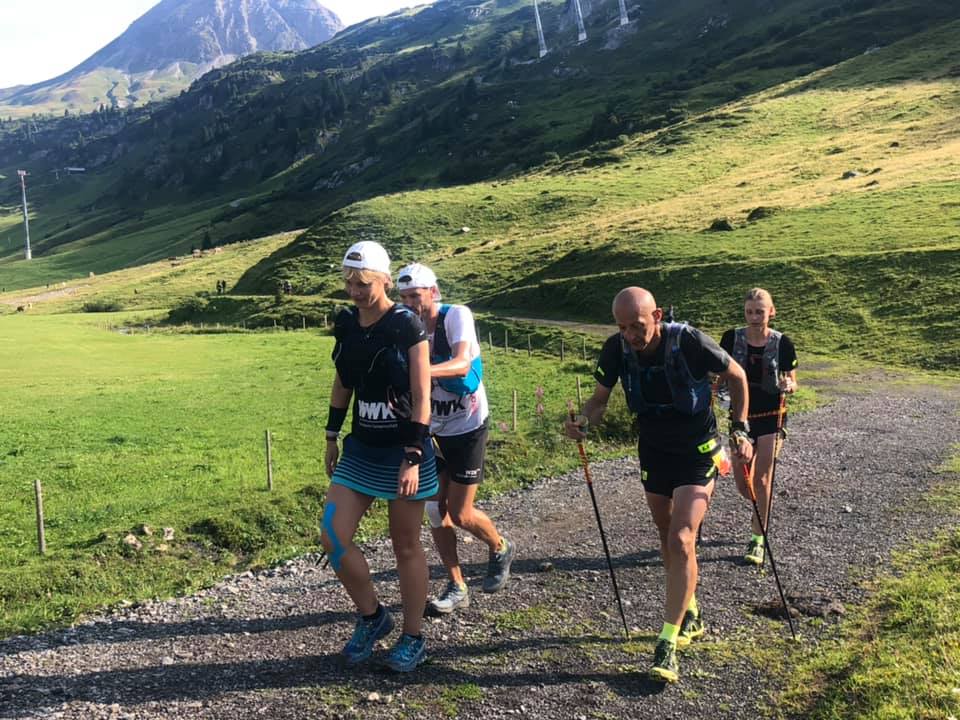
{"left": 730, "top": 420, "right": 749, "bottom": 434}
{"left": 403, "top": 449, "right": 423, "bottom": 466}
{"left": 401, "top": 421, "right": 431, "bottom": 450}
{"left": 326, "top": 405, "right": 348, "bottom": 433}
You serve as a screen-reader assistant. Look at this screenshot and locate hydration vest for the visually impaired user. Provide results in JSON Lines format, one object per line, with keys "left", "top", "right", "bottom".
{"left": 332, "top": 305, "right": 412, "bottom": 396}
{"left": 621, "top": 322, "right": 713, "bottom": 416}
{"left": 432, "top": 304, "right": 483, "bottom": 396}
{"left": 731, "top": 327, "right": 782, "bottom": 396}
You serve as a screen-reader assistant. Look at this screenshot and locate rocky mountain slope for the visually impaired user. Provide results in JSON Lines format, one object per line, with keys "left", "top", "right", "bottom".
{"left": 0, "top": 0, "right": 342, "bottom": 116}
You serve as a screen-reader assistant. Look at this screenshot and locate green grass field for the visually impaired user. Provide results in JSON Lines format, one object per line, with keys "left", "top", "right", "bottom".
{"left": 0, "top": 312, "right": 637, "bottom": 636}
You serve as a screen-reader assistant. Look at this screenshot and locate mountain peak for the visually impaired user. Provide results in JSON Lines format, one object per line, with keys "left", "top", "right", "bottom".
{"left": 1, "top": 0, "right": 343, "bottom": 115}
{"left": 78, "top": 0, "right": 343, "bottom": 75}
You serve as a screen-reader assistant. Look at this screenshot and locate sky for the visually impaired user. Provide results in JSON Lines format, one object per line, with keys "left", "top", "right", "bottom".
{"left": 0, "top": 0, "right": 430, "bottom": 89}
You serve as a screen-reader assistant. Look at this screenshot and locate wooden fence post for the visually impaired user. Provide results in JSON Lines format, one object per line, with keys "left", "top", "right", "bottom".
{"left": 560, "top": 338, "right": 565, "bottom": 362}
{"left": 34, "top": 479, "right": 46, "bottom": 555}
{"left": 489, "top": 331, "right": 493, "bottom": 349}
{"left": 512, "top": 390, "right": 518, "bottom": 432}
{"left": 504, "top": 330, "right": 509, "bottom": 351}
{"left": 527, "top": 335, "right": 532, "bottom": 357}
{"left": 577, "top": 376, "right": 583, "bottom": 409}
{"left": 302, "top": 316, "right": 306, "bottom": 330}
{"left": 582, "top": 337, "right": 587, "bottom": 361}
{"left": 265, "top": 430, "right": 274, "bottom": 491}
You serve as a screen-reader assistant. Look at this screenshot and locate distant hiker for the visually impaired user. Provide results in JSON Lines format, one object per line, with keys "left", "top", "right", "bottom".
{"left": 283, "top": 279, "right": 293, "bottom": 294}
{"left": 320, "top": 241, "right": 437, "bottom": 672}
{"left": 719, "top": 288, "right": 798, "bottom": 566}
{"left": 563, "top": 287, "right": 752, "bottom": 683}
{"left": 397, "top": 263, "right": 515, "bottom": 616}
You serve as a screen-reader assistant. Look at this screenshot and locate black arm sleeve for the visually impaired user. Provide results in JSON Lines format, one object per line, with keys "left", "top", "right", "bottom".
{"left": 779, "top": 333, "right": 798, "bottom": 371}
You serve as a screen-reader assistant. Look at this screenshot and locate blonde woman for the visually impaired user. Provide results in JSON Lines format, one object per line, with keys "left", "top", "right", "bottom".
{"left": 720, "top": 288, "right": 798, "bottom": 566}
{"left": 320, "top": 241, "right": 437, "bottom": 672}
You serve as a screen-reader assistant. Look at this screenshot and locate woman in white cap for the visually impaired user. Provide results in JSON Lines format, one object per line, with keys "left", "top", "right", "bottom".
{"left": 320, "top": 240, "right": 437, "bottom": 672}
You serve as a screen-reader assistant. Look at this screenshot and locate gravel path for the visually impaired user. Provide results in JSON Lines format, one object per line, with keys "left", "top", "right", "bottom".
{"left": 2, "top": 379, "right": 959, "bottom": 719}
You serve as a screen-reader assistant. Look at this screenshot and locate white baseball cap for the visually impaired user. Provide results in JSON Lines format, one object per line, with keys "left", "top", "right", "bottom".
{"left": 342, "top": 241, "right": 391, "bottom": 274}
{"left": 397, "top": 263, "right": 441, "bottom": 300}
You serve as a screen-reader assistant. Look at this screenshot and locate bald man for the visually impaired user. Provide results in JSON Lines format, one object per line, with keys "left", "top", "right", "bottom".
{"left": 564, "top": 287, "right": 752, "bottom": 683}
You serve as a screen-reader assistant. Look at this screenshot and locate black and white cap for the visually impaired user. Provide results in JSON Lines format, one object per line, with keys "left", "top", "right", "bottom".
{"left": 397, "top": 263, "right": 441, "bottom": 300}
{"left": 342, "top": 241, "right": 391, "bottom": 274}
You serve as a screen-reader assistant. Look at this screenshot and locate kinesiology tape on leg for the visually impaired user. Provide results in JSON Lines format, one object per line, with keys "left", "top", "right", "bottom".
{"left": 425, "top": 500, "right": 444, "bottom": 529}
{"left": 321, "top": 502, "right": 346, "bottom": 571}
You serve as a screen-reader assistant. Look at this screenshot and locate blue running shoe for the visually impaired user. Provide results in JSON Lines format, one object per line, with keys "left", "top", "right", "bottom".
{"left": 483, "top": 537, "right": 516, "bottom": 593}
{"left": 384, "top": 633, "right": 427, "bottom": 672}
{"left": 342, "top": 608, "right": 394, "bottom": 665}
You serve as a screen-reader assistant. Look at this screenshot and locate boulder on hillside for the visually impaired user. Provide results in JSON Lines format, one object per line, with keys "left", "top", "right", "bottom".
{"left": 746, "top": 206, "right": 778, "bottom": 222}
{"left": 707, "top": 218, "right": 734, "bottom": 232}
{"left": 841, "top": 170, "right": 861, "bottom": 179}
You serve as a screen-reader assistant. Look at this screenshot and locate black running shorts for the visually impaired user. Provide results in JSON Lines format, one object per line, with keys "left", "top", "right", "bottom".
{"left": 434, "top": 421, "right": 488, "bottom": 486}
{"left": 638, "top": 438, "right": 720, "bottom": 498}
{"left": 749, "top": 414, "right": 787, "bottom": 441}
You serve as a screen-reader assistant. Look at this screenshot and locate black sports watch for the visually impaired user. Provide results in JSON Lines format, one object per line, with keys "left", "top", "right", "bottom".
{"left": 403, "top": 449, "right": 423, "bottom": 466}
{"left": 730, "top": 420, "right": 750, "bottom": 434}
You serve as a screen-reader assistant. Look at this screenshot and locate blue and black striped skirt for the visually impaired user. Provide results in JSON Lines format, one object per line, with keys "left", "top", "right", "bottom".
{"left": 331, "top": 434, "right": 438, "bottom": 500}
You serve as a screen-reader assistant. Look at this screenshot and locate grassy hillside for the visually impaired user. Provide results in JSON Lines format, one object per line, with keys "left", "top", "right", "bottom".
{"left": 242, "top": 20, "right": 960, "bottom": 369}
{"left": 2, "top": 0, "right": 957, "bottom": 292}
{"left": 0, "top": 65, "right": 199, "bottom": 119}
{"left": 0, "top": 229, "right": 302, "bottom": 315}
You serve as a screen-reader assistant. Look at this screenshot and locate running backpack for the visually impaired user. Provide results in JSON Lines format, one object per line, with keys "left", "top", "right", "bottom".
{"left": 620, "top": 322, "right": 712, "bottom": 416}
{"left": 432, "top": 304, "right": 483, "bottom": 396}
{"left": 332, "top": 305, "right": 411, "bottom": 396}
{"left": 731, "top": 327, "right": 782, "bottom": 395}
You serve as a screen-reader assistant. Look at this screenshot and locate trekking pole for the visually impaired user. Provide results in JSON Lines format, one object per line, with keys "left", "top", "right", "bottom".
{"left": 738, "top": 452, "right": 797, "bottom": 641}
{"left": 763, "top": 389, "right": 788, "bottom": 541}
{"left": 568, "top": 404, "right": 630, "bottom": 640}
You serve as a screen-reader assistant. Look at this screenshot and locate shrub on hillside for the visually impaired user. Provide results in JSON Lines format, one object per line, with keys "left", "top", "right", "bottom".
{"left": 167, "top": 297, "right": 208, "bottom": 323}
{"left": 81, "top": 300, "right": 124, "bottom": 313}
{"left": 582, "top": 152, "right": 623, "bottom": 168}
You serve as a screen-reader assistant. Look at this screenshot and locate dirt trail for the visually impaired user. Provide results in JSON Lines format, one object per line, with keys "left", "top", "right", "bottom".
{"left": 1, "top": 285, "right": 86, "bottom": 307}
{"left": 1, "top": 379, "right": 958, "bottom": 719}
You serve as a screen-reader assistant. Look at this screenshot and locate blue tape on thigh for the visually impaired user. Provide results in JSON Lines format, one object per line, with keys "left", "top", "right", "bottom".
{"left": 322, "top": 502, "right": 346, "bottom": 571}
